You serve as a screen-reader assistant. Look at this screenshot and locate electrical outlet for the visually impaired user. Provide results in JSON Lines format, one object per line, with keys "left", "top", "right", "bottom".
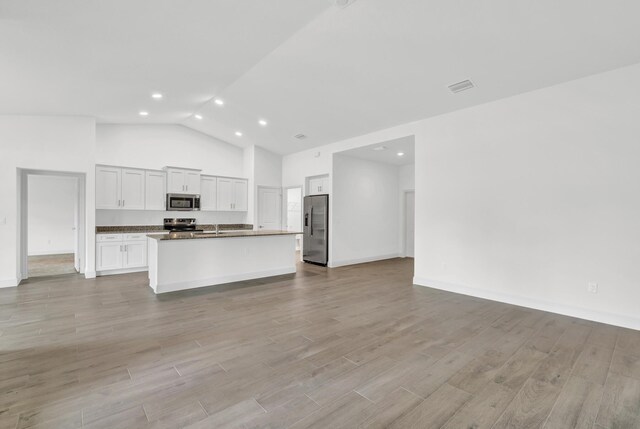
{"left": 588, "top": 282, "right": 598, "bottom": 294}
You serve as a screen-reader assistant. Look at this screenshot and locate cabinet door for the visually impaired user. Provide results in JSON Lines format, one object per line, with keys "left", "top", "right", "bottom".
{"left": 233, "top": 179, "right": 248, "bottom": 211}
{"left": 185, "top": 172, "right": 201, "bottom": 194}
{"left": 145, "top": 171, "right": 166, "bottom": 210}
{"left": 167, "top": 170, "right": 186, "bottom": 193}
{"left": 96, "top": 242, "right": 123, "bottom": 271}
{"left": 96, "top": 166, "right": 121, "bottom": 209}
{"left": 216, "top": 178, "right": 233, "bottom": 211}
{"left": 121, "top": 168, "right": 146, "bottom": 209}
{"left": 123, "top": 241, "right": 147, "bottom": 268}
{"left": 200, "top": 176, "right": 217, "bottom": 211}
{"left": 308, "top": 177, "right": 321, "bottom": 195}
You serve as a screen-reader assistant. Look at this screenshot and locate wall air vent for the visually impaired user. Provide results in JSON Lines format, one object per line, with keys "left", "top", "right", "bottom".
{"left": 294, "top": 134, "right": 307, "bottom": 140}
{"left": 448, "top": 79, "right": 475, "bottom": 93}
{"left": 329, "top": 0, "right": 357, "bottom": 8}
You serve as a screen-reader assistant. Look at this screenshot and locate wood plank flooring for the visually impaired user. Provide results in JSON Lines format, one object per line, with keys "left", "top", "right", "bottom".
{"left": 27, "top": 254, "right": 76, "bottom": 277}
{"left": 1, "top": 258, "right": 639, "bottom": 428}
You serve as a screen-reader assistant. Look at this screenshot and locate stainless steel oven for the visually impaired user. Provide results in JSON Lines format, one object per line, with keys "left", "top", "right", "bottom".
{"left": 166, "top": 193, "right": 200, "bottom": 211}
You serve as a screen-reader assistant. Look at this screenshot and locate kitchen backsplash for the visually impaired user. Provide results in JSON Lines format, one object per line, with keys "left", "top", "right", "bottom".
{"left": 96, "top": 209, "right": 247, "bottom": 226}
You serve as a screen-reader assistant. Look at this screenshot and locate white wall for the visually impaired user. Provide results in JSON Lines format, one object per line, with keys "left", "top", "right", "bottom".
{"left": 331, "top": 154, "right": 400, "bottom": 266}
{"left": 96, "top": 124, "right": 244, "bottom": 177}
{"left": 0, "top": 116, "right": 96, "bottom": 286}
{"left": 399, "top": 164, "right": 415, "bottom": 191}
{"left": 414, "top": 62, "right": 640, "bottom": 330}
{"left": 28, "top": 175, "right": 78, "bottom": 255}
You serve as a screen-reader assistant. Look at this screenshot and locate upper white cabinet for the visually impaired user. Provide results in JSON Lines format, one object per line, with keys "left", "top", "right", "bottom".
{"left": 145, "top": 170, "right": 166, "bottom": 210}
{"left": 216, "top": 178, "right": 248, "bottom": 211}
{"left": 308, "top": 175, "right": 329, "bottom": 195}
{"left": 96, "top": 166, "right": 121, "bottom": 209}
{"left": 96, "top": 166, "right": 145, "bottom": 209}
{"left": 121, "top": 168, "right": 146, "bottom": 209}
{"left": 164, "top": 167, "right": 201, "bottom": 194}
{"left": 200, "top": 175, "right": 217, "bottom": 211}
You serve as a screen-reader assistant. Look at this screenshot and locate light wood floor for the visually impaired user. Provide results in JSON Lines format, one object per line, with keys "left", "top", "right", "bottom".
{"left": 27, "top": 254, "right": 76, "bottom": 278}
{"left": 1, "top": 258, "right": 639, "bottom": 429}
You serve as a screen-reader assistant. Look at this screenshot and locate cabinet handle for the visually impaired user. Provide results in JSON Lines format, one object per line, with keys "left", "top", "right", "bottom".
{"left": 122, "top": 200, "right": 125, "bottom": 207}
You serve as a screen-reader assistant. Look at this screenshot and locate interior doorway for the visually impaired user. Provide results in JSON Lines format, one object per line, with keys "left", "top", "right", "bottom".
{"left": 19, "top": 169, "right": 86, "bottom": 280}
{"left": 284, "top": 186, "right": 303, "bottom": 252}
{"left": 257, "top": 186, "right": 282, "bottom": 230}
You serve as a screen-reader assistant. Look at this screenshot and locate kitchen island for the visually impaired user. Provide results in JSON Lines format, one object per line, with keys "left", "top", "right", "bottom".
{"left": 147, "top": 230, "right": 299, "bottom": 294}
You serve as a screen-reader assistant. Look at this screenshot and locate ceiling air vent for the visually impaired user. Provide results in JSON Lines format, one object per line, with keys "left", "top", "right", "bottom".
{"left": 294, "top": 134, "right": 307, "bottom": 140}
{"left": 448, "top": 79, "right": 475, "bottom": 94}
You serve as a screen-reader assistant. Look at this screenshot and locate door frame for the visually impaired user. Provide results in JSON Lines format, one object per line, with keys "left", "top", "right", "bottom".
{"left": 401, "top": 189, "right": 415, "bottom": 258}
{"left": 256, "top": 186, "right": 283, "bottom": 230}
{"left": 18, "top": 169, "right": 86, "bottom": 281}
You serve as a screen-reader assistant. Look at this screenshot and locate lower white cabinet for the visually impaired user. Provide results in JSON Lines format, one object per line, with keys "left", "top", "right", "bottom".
{"left": 96, "top": 234, "right": 148, "bottom": 274}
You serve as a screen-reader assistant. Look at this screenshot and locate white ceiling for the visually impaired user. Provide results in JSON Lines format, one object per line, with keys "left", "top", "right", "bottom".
{"left": 3, "top": 0, "right": 640, "bottom": 155}
{"left": 337, "top": 136, "right": 414, "bottom": 166}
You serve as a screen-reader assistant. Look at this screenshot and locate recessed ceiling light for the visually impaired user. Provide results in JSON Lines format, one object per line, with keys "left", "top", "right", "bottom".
{"left": 151, "top": 93, "right": 163, "bottom": 99}
{"left": 294, "top": 134, "right": 307, "bottom": 140}
{"left": 235, "top": 131, "right": 243, "bottom": 137}
{"left": 258, "top": 119, "right": 268, "bottom": 126}
{"left": 139, "top": 111, "right": 149, "bottom": 116}
{"left": 214, "top": 98, "right": 224, "bottom": 106}
{"left": 194, "top": 114, "right": 203, "bottom": 120}
{"left": 372, "top": 146, "right": 387, "bottom": 151}
{"left": 397, "top": 152, "right": 405, "bottom": 157}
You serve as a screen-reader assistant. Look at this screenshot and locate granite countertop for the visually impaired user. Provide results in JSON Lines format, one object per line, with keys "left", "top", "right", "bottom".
{"left": 96, "top": 224, "right": 253, "bottom": 234}
{"left": 148, "top": 230, "right": 301, "bottom": 241}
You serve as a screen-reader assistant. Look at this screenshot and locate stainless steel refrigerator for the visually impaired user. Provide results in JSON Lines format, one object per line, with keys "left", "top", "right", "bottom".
{"left": 303, "top": 194, "right": 328, "bottom": 266}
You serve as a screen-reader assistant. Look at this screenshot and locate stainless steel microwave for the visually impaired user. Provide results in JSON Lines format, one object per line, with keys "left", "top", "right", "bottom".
{"left": 166, "top": 193, "right": 200, "bottom": 211}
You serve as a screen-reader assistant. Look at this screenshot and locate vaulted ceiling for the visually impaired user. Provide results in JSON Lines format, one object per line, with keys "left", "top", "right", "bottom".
{"left": 2, "top": 0, "right": 640, "bottom": 154}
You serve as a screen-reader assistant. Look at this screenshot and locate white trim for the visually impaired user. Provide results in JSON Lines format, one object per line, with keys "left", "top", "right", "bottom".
{"left": 153, "top": 266, "right": 295, "bottom": 294}
{"left": 0, "top": 278, "right": 20, "bottom": 288}
{"left": 84, "top": 271, "right": 96, "bottom": 279}
{"left": 329, "top": 253, "right": 400, "bottom": 268}
{"left": 28, "top": 250, "right": 75, "bottom": 256}
{"left": 96, "top": 267, "right": 147, "bottom": 277}
{"left": 414, "top": 277, "right": 640, "bottom": 331}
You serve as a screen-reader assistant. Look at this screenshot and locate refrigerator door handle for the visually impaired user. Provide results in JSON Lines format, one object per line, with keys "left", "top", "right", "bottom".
{"left": 310, "top": 206, "right": 313, "bottom": 236}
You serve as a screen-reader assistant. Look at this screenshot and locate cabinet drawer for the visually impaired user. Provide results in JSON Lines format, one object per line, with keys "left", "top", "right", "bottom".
{"left": 96, "top": 234, "right": 123, "bottom": 242}
{"left": 124, "top": 233, "right": 147, "bottom": 241}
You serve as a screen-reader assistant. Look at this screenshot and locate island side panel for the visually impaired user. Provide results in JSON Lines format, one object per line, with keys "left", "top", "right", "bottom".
{"left": 153, "top": 234, "right": 297, "bottom": 294}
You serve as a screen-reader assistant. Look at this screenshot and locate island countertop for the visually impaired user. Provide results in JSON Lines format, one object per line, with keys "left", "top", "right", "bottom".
{"left": 147, "top": 230, "right": 301, "bottom": 241}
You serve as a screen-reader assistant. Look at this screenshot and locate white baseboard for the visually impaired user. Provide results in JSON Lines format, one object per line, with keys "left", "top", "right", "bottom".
{"left": 0, "top": 277, "right": 20, "bottom": 288}
{"left": 414, "top": 277, "right": 640, "bottom": 331}
{"left": 84, "top": 271, "right": 96, "bottom": 279}
{"left": 28, "top": 250, "right": 75, "bottom": 256}
{"left": 97, "top": 267, "right": 147, "bottom": 277}
{"left": 329, "top": 253, "right": 401, "bottom": 268}
{"left": 154, "top": 266, "right": 296, "bottom": 294}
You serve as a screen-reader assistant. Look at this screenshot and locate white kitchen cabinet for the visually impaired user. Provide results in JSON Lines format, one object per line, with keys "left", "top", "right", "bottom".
{"left": 308, "top": 175, "right": 329, "bottom": 195}
{"left": 121, "top": 168, "right": 146, "bottom": 209}
{"left": 200, "top": 175, "right": 217, "bottom": 211}
{"left": 164, "top": 167, "right": 202, "bottom": 194}
{"left": 216, "top": 177, "right": 247, "bottom": 211}
{"left": 96, "top": 166, "right": 147, "bottom": 210}
{"left": 96, "top": 239, "right": 124, "bottom": 271}
{"left": 145, "top": 170, "right": 166, "bottom": 210}
{"left": 123, "top": 241, "right": 147, "bottom": 268}
{"left": 96, "top": 166, "right": 122, "bottom": 209}
{"left": 233, "top": 179, "right": 248, "bottom": 211}
{"left": 96, "top": 233, "right": 149, "bottom": 274}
